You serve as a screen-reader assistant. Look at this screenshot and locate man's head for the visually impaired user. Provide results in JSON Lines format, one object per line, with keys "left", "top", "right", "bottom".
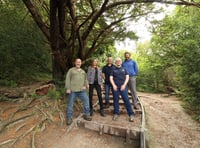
{"left": 124, "top": 52, "right": 131, "bottom": 60}
{"left": 115, "top": 57, "right": 122, "bottom": 67}
{"left": 75, "top": 58, "right": 82, "bottom": 68}
{"left": 107, "top": 57, "right": 113, "bottom": 64}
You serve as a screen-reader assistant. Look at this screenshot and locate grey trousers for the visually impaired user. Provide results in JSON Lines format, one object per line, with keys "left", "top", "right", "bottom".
{"left": 128, "top": 76, "right": 138, "bottom": 107}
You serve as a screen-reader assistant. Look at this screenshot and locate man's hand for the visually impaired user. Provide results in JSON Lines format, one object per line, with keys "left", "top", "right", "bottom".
{"left": 66, "top": 89, "right": 71, "bottom": 94}
{"left": 82, "top": 86, "right": 87, "bottom": 90}
{"left": 120, "top": 84, "right": 126, "bottom": 91}
{"left": 113, "top": 85, "right": 117, "bottom": 91}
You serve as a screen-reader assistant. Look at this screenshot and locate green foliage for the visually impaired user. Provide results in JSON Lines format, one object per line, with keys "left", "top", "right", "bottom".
{"left": 54, "top": 80, "right": 66, "bottom": 97}
{"left": 30, "top": 92, "right": 40, "bottom": 99}
{"left": 0, "top": 79, "right": 17, "bottom": 87}
{"left": 150, "top": 6, "right": 200, "bottom": 121}
{"left": 83, "top": 45, "right": 118, "bottom": 70}
{"left": 192, "top": 115, "right": 200, "bottom": 123}
{"left": 46, "top": 80, "right": 66, "bottom": 100}
{"left": 0, "top": 1, "right": 51, "bottom": 85}
{"left": 47, "top": 90, "right": 61, "bottom": 100}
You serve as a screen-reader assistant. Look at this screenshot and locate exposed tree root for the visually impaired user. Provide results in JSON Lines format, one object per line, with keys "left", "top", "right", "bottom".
{"left": 1, "top": 106, "right": 16, "bottom": 114}
{"left": 58, "top": 110, "right": 65, "bottom": 126}
{"left": 11, "top": 125, "right": 36, "bottom": 146}
{"left": 54, "top": 100, "right": 65, "bottom": 126}
{"left": 0, "top": 114, "right": 33, "bottom": 133}
{"left": 35, "top": 106, "right": 54, "bottom": 122}
{"left": 15, "top": 123, "right": 26, "bottom": 132}
{"left": 40, "top": 122, "right": 46, "bottom": 132}
{"left": 0, "top": 95, "right": 68, "bottom": 147}
{"left": 0, "top": 138, "right": 15, "bottom": 146}
{"left": 46, "top": 111, "right": 54, "bottom": 122}
{"left": 0, "top": 95, "right": 19, "bottom": 102}
{"left": 31, "top": 131, "right": 36, "bottom": 148}
{"left": 9, "top": 97, "right": 36, "bottom": 120}
{"left": 10, "top": 118, "right": 48, "bottom": 146}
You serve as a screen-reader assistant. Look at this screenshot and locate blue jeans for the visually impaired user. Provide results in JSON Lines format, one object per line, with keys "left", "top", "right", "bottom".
{"left": 105, "top": 83, "right": 112, "bottom": 103}
{"left": 113, "top": 87, "right": 134, "bottom": 116}
{"left": 67, "top": 91, "right": 90, "bottom": 119}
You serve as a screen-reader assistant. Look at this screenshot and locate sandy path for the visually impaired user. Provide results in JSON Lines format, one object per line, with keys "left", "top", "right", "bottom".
{"left": 139, "top": 92, "right": 200, "bottom": 148}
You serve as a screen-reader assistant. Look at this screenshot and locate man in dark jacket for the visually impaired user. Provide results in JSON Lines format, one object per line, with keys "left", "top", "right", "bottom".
{"left": 110, "top": 57, "right": 134, "bottom": 122}
{"left": 102, "top": 57, "right": 116, "bottom": 108}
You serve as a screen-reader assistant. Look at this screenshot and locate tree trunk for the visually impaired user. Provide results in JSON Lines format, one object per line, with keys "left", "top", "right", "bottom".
{"left": 50, "top": 0, "right": 67, "bottom": 80}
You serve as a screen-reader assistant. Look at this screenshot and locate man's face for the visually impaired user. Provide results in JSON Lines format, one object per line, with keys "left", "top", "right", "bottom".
{"left": 115, "top": 59, "right": 122, "bottom": 67}
{"left": 125, "top": 53, "right": 130, "bottom": 60}
{"left": 107, "top": 57, "right": 112, "bottom": 64}
{"left": 75, "top": 59, "right": 82, "bottom": 68}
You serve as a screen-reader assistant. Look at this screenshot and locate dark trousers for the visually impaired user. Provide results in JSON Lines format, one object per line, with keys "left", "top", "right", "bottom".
{"left": 89, "top": 84, "right": 103, "bottom": 110}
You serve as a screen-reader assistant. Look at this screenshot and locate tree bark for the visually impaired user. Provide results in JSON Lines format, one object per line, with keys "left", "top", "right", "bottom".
{"left": 50, "top": 0, "right": 67, "bottom": 80}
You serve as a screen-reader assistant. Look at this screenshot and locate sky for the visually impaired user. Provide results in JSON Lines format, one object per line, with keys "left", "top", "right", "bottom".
{"left": 115, "top": 4, "right": 176, "bottom": 51}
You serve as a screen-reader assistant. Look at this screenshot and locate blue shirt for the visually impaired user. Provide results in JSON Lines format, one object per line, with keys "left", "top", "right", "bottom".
{"left": 122, "top": 59, "right": 138, "bottom": 76}
{"left": 102, "top": 64, "right": 116, "bottom": 84}
{"left": 110, "top": 67, "right": 128, "bottom": 88}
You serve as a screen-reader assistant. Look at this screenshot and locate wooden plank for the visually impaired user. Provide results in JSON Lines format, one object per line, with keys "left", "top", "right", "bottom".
{"left": 75, "top": 119, "right": 140, "bottom": 140}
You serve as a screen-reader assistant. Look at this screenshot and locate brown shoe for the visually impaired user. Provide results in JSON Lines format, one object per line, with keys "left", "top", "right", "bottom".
{"left": 83, "top": 115, "right": 92, "bottom": 121}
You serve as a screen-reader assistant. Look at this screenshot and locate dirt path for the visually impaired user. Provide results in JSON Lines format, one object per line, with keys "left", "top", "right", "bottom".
{"left": 138, "top": 92, "right": 200, "bottom": 148}
{"left": 1, "top": 91, "right": 200, "bottom": 148}
{"left": 36, "top": 127, "right": 133, "bottom": 148}
{"left": 36, "top": 92, "right": 200, "bottom": 148}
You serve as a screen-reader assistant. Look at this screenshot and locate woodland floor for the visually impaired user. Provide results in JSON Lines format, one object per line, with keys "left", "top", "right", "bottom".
{"left": 0, "top": 83, "right": 199, "bottom": 148}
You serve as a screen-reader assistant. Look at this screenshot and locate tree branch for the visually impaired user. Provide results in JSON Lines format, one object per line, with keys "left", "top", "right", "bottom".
{"left": 81, "top": 0, "right": 110, "bottom": 41}
{"left": 106, "top": 0, "right": 200, "bottom": 9}
{"left": 22, "top": 0, "right": 50, "bottom": 41}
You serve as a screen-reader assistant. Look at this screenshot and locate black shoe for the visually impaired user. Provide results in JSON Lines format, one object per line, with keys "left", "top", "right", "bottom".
{"left": 104, "top": 102, "right": 110, "bottom": 108}
{"left": 67, "top": 118, "right": 72, "bottom": 125}
{"left": 100, "top": 109, "right": 105, "bottom": 117}
{"left": 83, "top": 115, "right": 92, "bottom": 121}
{"left": 90, "top": 109, "right": 93, "bottom": 116}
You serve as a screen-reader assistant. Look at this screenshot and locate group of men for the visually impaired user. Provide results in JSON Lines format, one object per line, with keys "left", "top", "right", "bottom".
{"left": 65, "top": 52, "right": 138, "bottom": 125}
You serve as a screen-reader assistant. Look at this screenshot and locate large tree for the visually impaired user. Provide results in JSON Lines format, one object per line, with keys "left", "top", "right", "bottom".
{"left": 22, "top": 0, "right": 200, "bottom": 80}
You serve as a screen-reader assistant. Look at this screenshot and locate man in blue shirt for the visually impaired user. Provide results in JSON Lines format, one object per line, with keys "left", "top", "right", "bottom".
{"left": 102, "top": 57, "right": 116, "bottom": 108}
{"left": 122, "top": 52, "right": 139, "bottom": 109}
{"left": 110, "top": 57, "right": 134, "bottom": 122}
